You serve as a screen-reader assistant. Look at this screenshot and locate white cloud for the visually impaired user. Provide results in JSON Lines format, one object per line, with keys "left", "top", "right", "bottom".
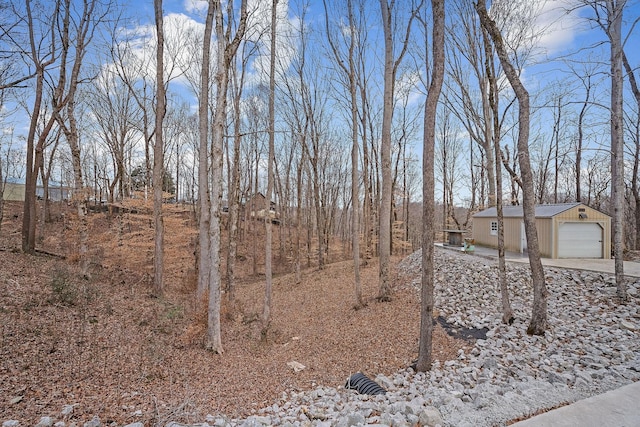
{"left": 395, "top": 71, "right": 423, "bottom": 106}
{"left": 110, "top": 0, "right": 300, "bottom": 97}
{"left": 112, "top": 12, "right": 207, "bottom": 94}
{"left": 491, "top": 0, "right": 584, "bottom": 60}
{"left": 245, "top": 0, "right": 298, "bottom": 87}
{"left": 183, "top": 0, "right": 208, "bottom": 14}
{"left": 534, "top": 0, "right": 583, "bottom": 55}
{"left": 163, "top": 13, "right": 206, "bottom": 81}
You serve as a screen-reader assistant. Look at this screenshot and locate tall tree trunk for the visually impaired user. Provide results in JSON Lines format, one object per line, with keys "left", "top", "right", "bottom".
{"left": 624, "top": 52, "right": 640, "bottom": 250}
{"left": 361, "top": 94, "right": 372, "bottom": 260}
{"left": 608, "top": 0, "right": 626, "bottom": 300}
{"left": 23, "top": 0, "right": 55, "bottom": 255}
{"left": 348, "top": 2, "right": 363, "bottom": 307}
{"left": 227, "top": 72, "right": 244, "bottom": 303}
{"left": 54, "top": 0, "right": 101, "bottom": 277}
{"left": 207, "top": 1, "right": 227, "bottom": 354}
{"left": 206, "top": 0, "right": 247, "bottom": 352}
{"left": 262, "top": 0, "right": 278, "bottom": 335}
{"left": 480, "top": 79, "right": 497, "bottom": 208}
{"left": 552, "top": 96, "right": 562, "bottom": 203}
{"left": 477, "top": 0, "right": 547, "bottom": 335}
{"left": 481, "top": 24, "right": 514, "bottom": 325}
{"left": 633, "top": 118, "right": 640, "bottom": 250}
{"left": 295, "top": 148, "right": 305, "bottom": 284}
{"left": 196, "top": 0, "right": 215, "bottom": 305}
{"left": 66, "top": 119, "right": 90, "bottom": 277}
{"left": 416, "top": 0, "right": 444, "bottom": 373}
{"left": 152, "top": 0, "right": 166, "bottom": 298}
{"left": 323, "top": 0, "right": 363, "bottom": 308}
{"left": 575, "top": 76, "right": 590, "bottom": 202}
{"left": 378, "top": 0, "right": 418, "bottom": 300}
{"left": 350, "top": 107, "right": 363, "bottom": 307}
{"left": 378, "top": 0, "right": 394, "bottom": 301}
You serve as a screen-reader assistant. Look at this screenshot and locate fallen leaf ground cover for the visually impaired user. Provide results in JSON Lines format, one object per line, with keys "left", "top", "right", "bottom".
{"left": 0, "top": 200, "right": 463, "bottom": 425}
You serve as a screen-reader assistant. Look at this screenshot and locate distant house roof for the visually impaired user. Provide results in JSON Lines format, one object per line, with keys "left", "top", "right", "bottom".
{"left": 5, "top": 177, "right": 24, "bottom": 185}
{"left": 473, "top": 203, "right": 587, "bottom": 219}
{"left": 3, "top": 177, "right": 66, "bottom": 187}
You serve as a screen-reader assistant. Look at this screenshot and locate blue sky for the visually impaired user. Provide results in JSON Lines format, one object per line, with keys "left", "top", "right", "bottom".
{"left": 115, "top": 0, "right": 640, "bottom": 100}
{"left": 3, "top": 0, "right": 639, "bottom": 197}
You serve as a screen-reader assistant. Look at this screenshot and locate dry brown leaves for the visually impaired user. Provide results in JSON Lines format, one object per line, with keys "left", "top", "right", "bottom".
{"left": 0, "top": 200, "right": 465, "bottom": 425}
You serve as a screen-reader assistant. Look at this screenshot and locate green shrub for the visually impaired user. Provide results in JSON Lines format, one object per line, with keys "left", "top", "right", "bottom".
{"left": 49, "top": 268, "right": 78, "bottom": 306}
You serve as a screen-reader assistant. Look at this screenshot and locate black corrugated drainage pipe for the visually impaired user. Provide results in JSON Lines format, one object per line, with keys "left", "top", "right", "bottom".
{"left": 344, "top": 372, "right": 386, "bottom": 395}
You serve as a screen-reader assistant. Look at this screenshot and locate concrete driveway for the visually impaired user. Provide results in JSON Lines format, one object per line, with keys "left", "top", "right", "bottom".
{"left": 510, "top": 380, "right": 640, "bottom": 427}
{"left": 442, "top": 243, "right": 640, "bottom": 426}
{"left": 465, "top": 245, "right": 640, "bottom": 278}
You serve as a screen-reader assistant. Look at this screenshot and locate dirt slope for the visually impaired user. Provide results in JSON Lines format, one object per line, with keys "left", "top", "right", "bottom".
{"left": 0, "top": 200, "right": 462, "bottom": 424}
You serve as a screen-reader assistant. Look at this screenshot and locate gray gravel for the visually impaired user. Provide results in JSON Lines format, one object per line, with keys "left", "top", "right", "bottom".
{"left": 5, "top": 248, "right": 640, "bottom": 427}
{"left": 192, "top": 249, "right": 640, "bottom": 427}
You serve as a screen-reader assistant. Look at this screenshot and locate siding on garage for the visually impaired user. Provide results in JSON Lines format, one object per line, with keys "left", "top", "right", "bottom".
{"left": 536, "top": 217, "right": 553, "bottom": 258}
{"left": 550, "top": 204, "right": 610, "bottom": 259}
{"left": 471, "top": 216, "right": 495, "bottom": 248}
{"left": 503, "top": 217, "right": 523, "bottom": 254}
{"left": 472, "top": 203, "right": 611, "bottom": 259}
{"left": 473, "top": 215, "right": 553, "bottom": 257}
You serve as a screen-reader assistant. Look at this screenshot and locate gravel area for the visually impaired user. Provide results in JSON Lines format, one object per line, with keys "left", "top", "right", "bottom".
{"left": 191, "top": 248, "right": 640, "bottom": 427}
{"left": 2, "top": 197, "right": 639, "bottom": 427}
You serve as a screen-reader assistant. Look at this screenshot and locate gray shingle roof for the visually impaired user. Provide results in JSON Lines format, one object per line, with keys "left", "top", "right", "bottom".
{"left": 473, "top": 203, "right": 582, "bottom": 218}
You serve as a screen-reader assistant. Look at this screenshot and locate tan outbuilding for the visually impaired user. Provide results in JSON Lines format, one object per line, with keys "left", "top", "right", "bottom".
{"left": 2, "top": 182, "right": 26, "bottom": 201}
{"left": 472, "top": 203, "right": 611, "bottom": 259}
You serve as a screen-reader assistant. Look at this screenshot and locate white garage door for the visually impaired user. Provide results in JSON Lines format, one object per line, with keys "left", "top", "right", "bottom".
{"left": 558, "top": 222, "right": 603, "bottom": 258}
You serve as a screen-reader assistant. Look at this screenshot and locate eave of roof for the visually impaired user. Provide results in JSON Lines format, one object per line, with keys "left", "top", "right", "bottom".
{"left": 473, "top": 202, "right": 582, "bottom": 218}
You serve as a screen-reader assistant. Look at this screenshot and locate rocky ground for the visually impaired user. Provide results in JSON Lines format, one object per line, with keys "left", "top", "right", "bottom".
{"left": 187, "top": 249, "right": 640, "bottom": 427}
{"left": 63, "top": 252, "right": 640, "bottom": 425}
{"left": 1, "top": 201, "right": 462, "bottom": 426}
{"left": 2, "top": 200, "right": 640, "bottom": 426}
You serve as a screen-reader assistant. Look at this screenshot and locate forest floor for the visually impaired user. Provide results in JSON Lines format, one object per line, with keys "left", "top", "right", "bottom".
{"left": 0, "top": 200, "right": 464, "bottom": 425}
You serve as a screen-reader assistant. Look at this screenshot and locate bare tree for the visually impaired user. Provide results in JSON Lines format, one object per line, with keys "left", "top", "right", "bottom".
{"left": 279, "top": 4, "right": 338, "bottom": 272}
{"left": 87, "top": 67, "right": 139, "bottom": 202}
{"left": 262, "top": 0, "right": 278, "bottom": 335}
{"left": 110, "top": 36, "right": 156, "bottom": 196}
{"left": 0, "top": 3, "right": 36, "bottom": 92}
{"left": 445, "top": 0, "right": 498, "bottom": 209}
{"left": 196, "top": 0, "right": 215, "bottom": 306}
{"left": 566, "top": 63, "right": 598, "bottom": 203}
{"left": 204, "top": 0, "right": 247, "bottom": 353}
{"left": 476, "top": 0, "right": 547, "bottom": 335}
{"left": 416, "top": 0, "right": 444, "bottom": 372}
{"left": 355, "top": 12, "right": 377, "bottom": 262}
{"left": 577, "top": 0, "right": 629, "bottom": 298}
{"left": 323, "top": 0, "right": 364, "bottom": 308}
{"left": 576, "top": 0, "right": 632, "bottom": 299}
{"left": 436, "top": 111, "right": 453, "bottom": 229}
{"left": 226, "top": 27, "right": 261, "bottom": 303}
{"left": 152, "top": 0, "right": 166, "bottom": 297}
{"left": 46, "top": 0, "right": 108, "bottom": 278}
{"left": 22, "top": 0, "right": 64, "bottom": 254}
{"left": 607, "top": 0, "right": 627, "bottom": 300}
{"left": 378, "top": 0, "right": 421, "bottom": 301}
{"left": 481, "top": 20, "right": 514, "bottom": 324}
{"left": 624, "top": 51, "right": 640, "bottom": 249}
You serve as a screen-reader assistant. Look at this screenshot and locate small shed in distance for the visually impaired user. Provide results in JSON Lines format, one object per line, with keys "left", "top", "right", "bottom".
{"left": 472, "top": 203, "right": 611, "bottom": 259}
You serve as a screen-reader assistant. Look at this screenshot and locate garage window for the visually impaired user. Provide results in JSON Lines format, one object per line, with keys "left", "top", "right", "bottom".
{"left": 490, "top": 221, "right": 498, "bottom": 235}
